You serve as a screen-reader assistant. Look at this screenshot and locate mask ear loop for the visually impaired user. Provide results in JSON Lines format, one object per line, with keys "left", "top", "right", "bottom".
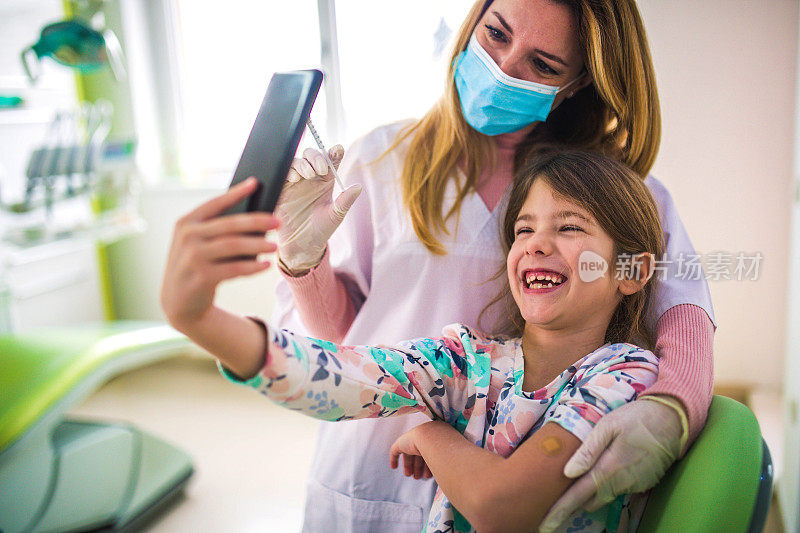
{"left": 558, "top": 69, "right": 590, "bottom": 98}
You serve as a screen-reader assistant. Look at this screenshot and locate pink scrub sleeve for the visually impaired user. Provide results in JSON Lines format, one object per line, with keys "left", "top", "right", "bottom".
{"left": 279, "top": 249, "right": 356, "bottom": 344}
{"left": 641, "top": 303, "right": 715, "bottom": 444}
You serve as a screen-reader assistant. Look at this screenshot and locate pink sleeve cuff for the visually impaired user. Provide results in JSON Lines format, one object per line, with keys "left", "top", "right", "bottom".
{"left": 641, "top": 303, "right": 715, "bottom": 447}
{"left": 279, "top": 247, "right": 356, "bottom": 343}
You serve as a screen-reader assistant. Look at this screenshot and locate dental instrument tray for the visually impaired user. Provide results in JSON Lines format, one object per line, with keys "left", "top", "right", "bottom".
{"left": 223, "top": 69, "right": 323, "bottom": 215}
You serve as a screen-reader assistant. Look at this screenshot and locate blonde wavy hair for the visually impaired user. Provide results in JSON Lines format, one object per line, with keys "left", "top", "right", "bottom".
{"left": 385, "top": 0, "right": 661, "bottom": 255}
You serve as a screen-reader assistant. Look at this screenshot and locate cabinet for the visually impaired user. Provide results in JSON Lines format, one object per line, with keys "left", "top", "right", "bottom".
{"left": 0, "top": 1, "right": 129, "bottom": 333}
{"left": 0, "top": 236, "right": 104, "bottom": 333}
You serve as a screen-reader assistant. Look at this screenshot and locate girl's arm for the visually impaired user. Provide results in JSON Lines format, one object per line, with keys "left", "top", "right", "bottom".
{"left": 219, "top": 319, "right": 483, "bottom": 425}
{"left": 184, "top": 306, "right": 268, "bottom": 380}
{"left": 392, "top": 346, "right": 660, "bottom": 532}
{"left": 160, "top": 176, "right": 279, "bottom": 377}
{"left": 399, "top": 420, "right": 581, "bottom": 533}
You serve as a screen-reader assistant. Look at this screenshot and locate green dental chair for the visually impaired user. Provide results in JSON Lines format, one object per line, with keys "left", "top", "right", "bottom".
{"left": 0, "top": 321, "right": 196, "bottom": 533}
{"left": 639, "top": 395, "right": 774, "bottom": 532}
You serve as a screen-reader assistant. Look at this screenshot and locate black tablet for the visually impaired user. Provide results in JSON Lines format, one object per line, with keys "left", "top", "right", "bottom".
{"left": 223, "top": 69, "right": 323, "bottom": 215}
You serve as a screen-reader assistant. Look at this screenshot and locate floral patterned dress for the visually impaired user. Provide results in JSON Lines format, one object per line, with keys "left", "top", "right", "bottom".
{"left": 220, "top": 320, "right": 659, "bottom": 532}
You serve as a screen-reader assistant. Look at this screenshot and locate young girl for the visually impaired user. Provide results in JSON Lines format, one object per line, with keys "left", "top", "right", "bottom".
{"left": 161, "top": 150, "right": 665, "bottom": 532}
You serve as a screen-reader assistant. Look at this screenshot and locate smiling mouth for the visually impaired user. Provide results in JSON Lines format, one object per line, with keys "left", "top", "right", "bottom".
{"left": 524, "top": 270, "right": 568, "bottom": 290}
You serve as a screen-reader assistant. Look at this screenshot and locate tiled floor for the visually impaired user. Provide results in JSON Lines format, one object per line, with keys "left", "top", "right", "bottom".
{"left": 69, "top": 353, "right": 320, "bottom": 532}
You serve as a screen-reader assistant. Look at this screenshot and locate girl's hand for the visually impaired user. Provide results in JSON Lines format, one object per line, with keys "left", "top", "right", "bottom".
{"left": 160, "top": 177, "right": 280, "bottom": 332}
{"left": 275, "top": 146, "right": 362, "bottom": 276}
{"left": 390, "top": 425, "right": 433, "bottom": 480}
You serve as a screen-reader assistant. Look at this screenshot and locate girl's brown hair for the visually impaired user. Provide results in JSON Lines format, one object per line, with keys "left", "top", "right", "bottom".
{"left": 486, "top": 149, "right": 664, "bottom": 348}
{"left": 385, "top": 0, "right": 660, "bottom": 255}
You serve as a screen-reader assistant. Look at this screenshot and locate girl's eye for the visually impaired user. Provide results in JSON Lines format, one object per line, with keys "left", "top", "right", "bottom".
{"left": 560, "top": 225, "right": 583, "bottom": 232}
{"left": 484, "top": 24, "right": 507, "bottom": 43}
{"left": 515, "top": 227, "right": 532, "bottom": 236}
{"left": 533, "top": 57, "right": 558, "bottom": 76}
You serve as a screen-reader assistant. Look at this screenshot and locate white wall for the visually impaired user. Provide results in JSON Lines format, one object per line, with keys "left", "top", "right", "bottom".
{"left": 109, "top": 1, "right": 799, "bottom": 393}
{"left": 638, "top": 0, "right": 798, "bottom": 387}
{"left": 780, "top": 6, "right": 800, "bottom": 530}
{"left": 781, "top": 199, "right": 800, "bottom": 532}
{"left": 105, "top": 186, "right": 280, "bottom": 323}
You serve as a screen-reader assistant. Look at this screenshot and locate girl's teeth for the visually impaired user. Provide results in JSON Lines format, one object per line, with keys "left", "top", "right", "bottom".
{"left": 525, "top": 272, "right": 566, "bottom": 288}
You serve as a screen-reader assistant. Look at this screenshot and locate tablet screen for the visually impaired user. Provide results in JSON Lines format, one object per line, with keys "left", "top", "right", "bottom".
{"left": 223, "top": 69, "right": 323, "bottom": 215}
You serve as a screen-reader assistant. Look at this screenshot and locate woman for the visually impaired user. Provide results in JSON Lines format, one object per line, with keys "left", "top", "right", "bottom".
{"left": 272, "top": 0, "right": 715, "bottom": 531}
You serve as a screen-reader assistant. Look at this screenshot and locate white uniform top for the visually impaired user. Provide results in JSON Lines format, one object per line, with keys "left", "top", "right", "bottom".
{"left": 272, "top": 120, "right": 716, "bottom": 532}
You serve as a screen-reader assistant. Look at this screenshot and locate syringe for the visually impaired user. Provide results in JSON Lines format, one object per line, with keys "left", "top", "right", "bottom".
{"left": 306, "top": 118, "right": 345, "bottom": 190}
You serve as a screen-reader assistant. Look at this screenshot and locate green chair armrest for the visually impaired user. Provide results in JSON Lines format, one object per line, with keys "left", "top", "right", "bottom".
{"left": 639, "top": 395, "right": 765, "bottom": 532}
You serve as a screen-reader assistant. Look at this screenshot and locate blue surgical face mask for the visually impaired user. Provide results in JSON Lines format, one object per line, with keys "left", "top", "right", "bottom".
{"left": 454, "top": 34, "right": 582, "bottom": 136}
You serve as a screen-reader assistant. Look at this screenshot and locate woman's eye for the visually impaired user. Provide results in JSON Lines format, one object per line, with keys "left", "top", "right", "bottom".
{"left": 484, "top": 24, "right": 507, "bottom": 43}
{"left": 533, "top": 57, "right": 558, "bottom": 76}
{"left": 560, "top": 225, "right": 583, "bottom": 232}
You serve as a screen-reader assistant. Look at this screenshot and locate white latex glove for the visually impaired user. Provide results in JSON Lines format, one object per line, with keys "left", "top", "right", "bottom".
{"left": 539, "top": 399, "right": 683, "bottom": 533}
{"left": 275, "top": 145, "right": 361, "bottom": 274}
